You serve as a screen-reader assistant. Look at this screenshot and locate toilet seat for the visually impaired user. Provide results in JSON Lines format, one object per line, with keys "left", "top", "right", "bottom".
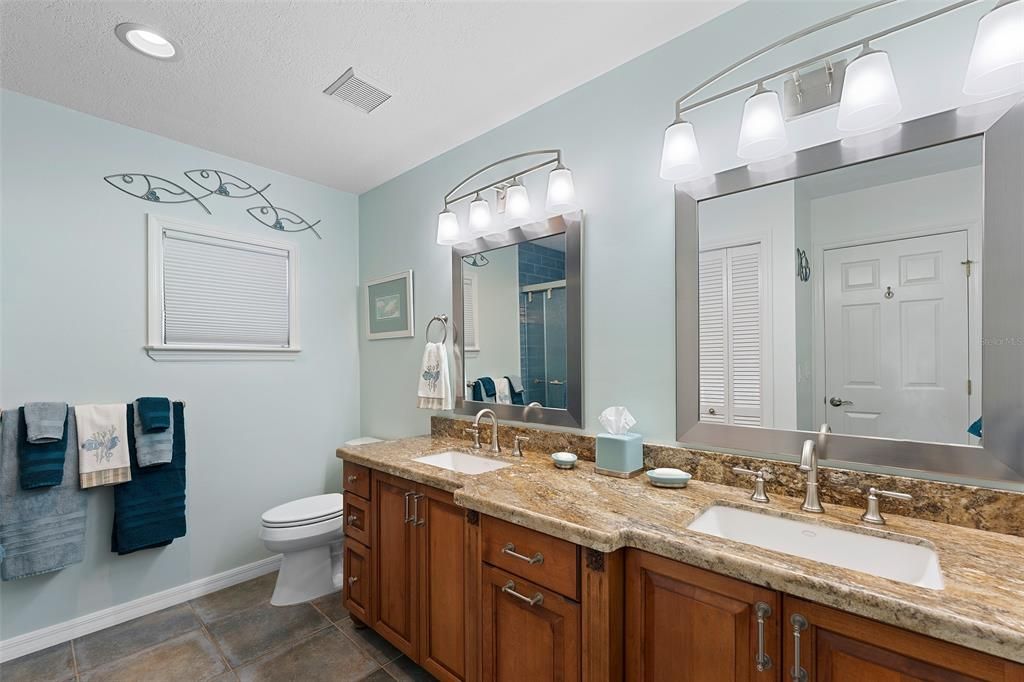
{"left": 261, "top": 493, "right": 343, "bottom": 529}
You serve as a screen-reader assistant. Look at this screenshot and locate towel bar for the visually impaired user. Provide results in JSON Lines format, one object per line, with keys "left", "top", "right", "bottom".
{"left": 426, "top": 314, "right": 448, "bottom": 344}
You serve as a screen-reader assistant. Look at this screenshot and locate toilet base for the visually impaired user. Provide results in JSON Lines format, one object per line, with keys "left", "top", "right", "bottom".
{"left": 271, "top": 542, "right": 343, "bottom": 606}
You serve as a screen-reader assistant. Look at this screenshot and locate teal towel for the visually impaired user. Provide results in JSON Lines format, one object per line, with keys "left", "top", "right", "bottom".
{"left": 132, "top": 400, "right": 173, "bottom": 467}
{"left": 136, "top": 397, "right": 171, "bottom": 433}
{"left": 1, "top": 409, "right": 87, "bottom": 580}
{"left": 112, "top": 402, "right": 186, "bottom": 555}
{"left": 18, "top": 407, "right": 68, "bottom": 489}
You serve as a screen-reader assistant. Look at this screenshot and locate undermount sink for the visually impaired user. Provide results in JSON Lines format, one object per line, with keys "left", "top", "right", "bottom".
{"left": 687, "top": 505, "right": 944, "bottom": 590}
{"left": 413, "top": 450, "right": 512, "bottom": 475}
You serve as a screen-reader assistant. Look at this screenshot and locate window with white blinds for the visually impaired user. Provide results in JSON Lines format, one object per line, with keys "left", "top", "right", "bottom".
{"left": 147, "top": 216, "right": 299, "bottom": 359}
{"left": 463, "top": 273, "right": 480, "bottom": 352}
{"left": 698, "top": 243, "right": 764, "bottom": 426}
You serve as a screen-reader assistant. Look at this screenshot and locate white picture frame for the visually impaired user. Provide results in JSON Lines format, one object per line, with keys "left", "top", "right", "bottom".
{"left": 365, "top": 270, "right": 415, "bottom": 340}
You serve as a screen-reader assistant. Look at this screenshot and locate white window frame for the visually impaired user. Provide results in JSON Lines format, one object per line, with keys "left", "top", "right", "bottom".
{"left": 146, "top": 214, "right": 300, "bottom": 361}
{"left": 462, "top": 272, "right": 481, "bottom": 353}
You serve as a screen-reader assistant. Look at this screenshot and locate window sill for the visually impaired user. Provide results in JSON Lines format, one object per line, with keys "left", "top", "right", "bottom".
{"left": 145, "top": 346, "right": 301, "bottom": 362}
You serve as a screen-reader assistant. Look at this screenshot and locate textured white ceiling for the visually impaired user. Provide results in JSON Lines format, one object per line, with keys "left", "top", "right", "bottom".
{"left": 0, "top": 0, "right": 738, "bottom": 194}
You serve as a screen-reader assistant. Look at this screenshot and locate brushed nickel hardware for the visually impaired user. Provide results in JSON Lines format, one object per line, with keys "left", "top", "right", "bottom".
{"left": 347, "top": 514, "right": 358, "bottom": 525}
{"left": 465, "top": 427, "right": 482, "bottom": 450}
{"left": 403, "top": 491, "right": 415, "bottom": 524}
{"left": 799, "top": 424, "right": 830, "bottom": 513}
{"left": 828, "top": 396, "right": 853, "bottom": 407}
{"left": 708, "top": 407, "right": 717, "bottom": 415}
{"left": 860, "top": 487, "right": 912, "bottom": 525}
{"left": 501, "top": 542, "right": 544, "bottom": 565}
{"left": 962, "top": 259, "right": 974, "bottom": 277}
{"left": 413, "top": 493, "right": 425, "bottom": 527}
{"left": 474, "top": 408, "right": 501, "bottom": 453}
{"left": 425, "top": 314, "right": 448, "bottom": 344}
{"left": 884, "top": 286, "right": 895, "bottom": 299}
{"left": 501, "top": 580, "right": 544, "bottom": 607}
{"left": 755, "top": 601, "right": 773, "bottom": 672}
{"left": 347, "top": 474, "right": 358, "bottom": 483}
{"left": 512, "top": 435, "right": 529, "bottom": 457}
{"left": 790, "top": 613, "right": 808, "bottom": 682}
{"left": 347, "top": 575, "right": 358, "bottom": 586}
{"left": 733, "top": 467, "right": 770, "bottom": 503}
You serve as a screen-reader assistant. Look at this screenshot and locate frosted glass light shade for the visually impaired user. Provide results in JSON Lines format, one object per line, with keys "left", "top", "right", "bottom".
{"left": 736, "top": 87, "right": 788, "bottom": 160}
{"left": 964, "top": 0, "right": 1024, "bottom": 96}
{"left": 660, "top": 120, "right": 702, "bottom": 181}
{"left": 505, "top": 182, "right": 531, "bottom": 220}
{"left": 837, "top": 48, "right": 902, "bottom": 132}
{"left": 468, "top": 194, "right": 491, "bottom": 233}
{"left": 545, "top": 167, "right": 577, "bottom": 213}
{"left": 436, "top": 210, "right": 460, "bottom": 245}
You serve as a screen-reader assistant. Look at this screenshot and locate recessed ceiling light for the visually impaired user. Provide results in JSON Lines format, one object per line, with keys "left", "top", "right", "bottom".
{"left": 115, "top": 23, "right": 181, "bottom": 61}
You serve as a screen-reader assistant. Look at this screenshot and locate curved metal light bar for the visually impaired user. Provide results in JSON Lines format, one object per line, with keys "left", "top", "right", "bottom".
{"left": 442, "top": 149, "right": 562, "bottom": 208}
{"left": 673, "top": 0, "right": 987, "bottom": 118}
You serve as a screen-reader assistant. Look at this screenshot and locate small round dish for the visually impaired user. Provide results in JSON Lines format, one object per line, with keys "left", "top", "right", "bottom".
{"left": 551, "top": 452, "right": 578, "bottom": 470}
{"left": 646, "top": 467, "right": 692, "bottom": 488}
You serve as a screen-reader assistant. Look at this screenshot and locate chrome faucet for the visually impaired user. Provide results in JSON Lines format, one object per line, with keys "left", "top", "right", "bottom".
{"left": 474, "top": 408, "right": 501, "bottom": 453}
{"left": 798, "top": 423, "right": 830, "bottom": 513}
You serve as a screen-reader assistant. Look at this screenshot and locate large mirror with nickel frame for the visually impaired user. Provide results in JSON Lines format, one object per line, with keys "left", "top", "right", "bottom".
{"left": 677, "top": 98, "right": 1024, "bottom": 486}
{"left": 453, "top": 211, "right": 583, "bottom": 427}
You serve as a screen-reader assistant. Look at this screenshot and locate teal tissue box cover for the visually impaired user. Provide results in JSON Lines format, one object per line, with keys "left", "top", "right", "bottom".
{"left": 596, "top": 432, "right": 643, "bottom": 474}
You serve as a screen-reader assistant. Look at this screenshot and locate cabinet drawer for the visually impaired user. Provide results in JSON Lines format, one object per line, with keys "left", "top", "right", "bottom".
{"left": 344, "top": 494, "right": 371, "bottom": 547}
{"left": 343, "top": 461, "right": 371, "bottom": 499}
{"left": 482, "top": 515, "right": 579, "bottom": 600}
{"left": 343, "top": 539, "right": 371, "bottom": 623}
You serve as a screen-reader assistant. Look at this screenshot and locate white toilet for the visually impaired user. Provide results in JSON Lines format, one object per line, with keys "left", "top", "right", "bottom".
{"left": 260, "top": 493, "right": 345, "bottom": 606}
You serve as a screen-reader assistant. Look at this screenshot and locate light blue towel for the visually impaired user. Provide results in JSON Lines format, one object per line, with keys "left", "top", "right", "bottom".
{"left": 0, "top": 409, "right": 88, "bottom": 581}
{"left": 132, "top": 400, "right": 173, "bottom": 467}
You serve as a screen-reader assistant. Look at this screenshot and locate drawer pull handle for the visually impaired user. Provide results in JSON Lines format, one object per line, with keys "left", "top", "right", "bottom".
{"left": 501, "top": 580, "right": 543, "bottom": 607}
{"left": 755, "top": 601, "right": 773, "bottom": 672}
{"left": 501, "top": 543, "right": 544, "bottom": 565}
{"left": 347, "top": 576, "right": 359, "bottom": 586}
{"left": 347, "top": 514, "right": 358, "bottom": 526}
{"left": 347, "top": 474, "right": 358, "bottom": 483}
{"left": 404, "top": 491, "right": 415, "bottom": 524}
{"left": 790, "top": 613, "right": 808, "bottom": 682}
{"left": 413, "top": 494, "right": 426, "bottom": 526}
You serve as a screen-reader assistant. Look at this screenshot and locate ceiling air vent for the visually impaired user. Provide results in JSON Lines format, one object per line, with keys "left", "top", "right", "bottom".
{"left": 323, "top": 68, "right": 391, "bottom": 114}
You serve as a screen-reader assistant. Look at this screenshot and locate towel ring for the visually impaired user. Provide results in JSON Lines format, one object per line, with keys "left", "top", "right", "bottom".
{"left": 426, "top": 314, "right": 448, "bottom": 344}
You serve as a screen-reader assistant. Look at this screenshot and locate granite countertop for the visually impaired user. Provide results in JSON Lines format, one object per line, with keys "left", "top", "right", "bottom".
{"left": 337, "top": 435, "right": 1024, "bottom": 663}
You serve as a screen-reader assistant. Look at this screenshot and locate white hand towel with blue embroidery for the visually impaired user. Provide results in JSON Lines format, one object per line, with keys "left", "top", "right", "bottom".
{"left": 417, "top": 342, "right": 453, "bottom": 411}
{"left": 75, "top": 404, "right": 131, "bottom": 488}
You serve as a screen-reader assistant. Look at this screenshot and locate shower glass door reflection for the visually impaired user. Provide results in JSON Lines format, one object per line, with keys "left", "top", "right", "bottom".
{"left": 520, "top": 285, "right": 567, "bottom": 409}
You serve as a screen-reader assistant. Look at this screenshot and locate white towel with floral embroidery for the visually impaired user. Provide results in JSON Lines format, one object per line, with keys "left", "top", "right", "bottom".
{"left": 417, "top": 342, "right": 453, "bottom": 411}
{"left": 75, "top": 404, "right": 131, "bottom": 488}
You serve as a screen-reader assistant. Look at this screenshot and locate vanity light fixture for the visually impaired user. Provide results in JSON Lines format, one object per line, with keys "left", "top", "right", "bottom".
{"left": 963, "top": 0, "right": 1024, "bottom": 96}
{"left": 660, "top": 0, "right": 1016, "bottom": 180}
{"left": 436, "top": 209, "right": 460, "bottom": 246}
{"left": 736, "top": 84, "right": 789, "bottom": 160}
{"left": 115, "top": 23, "right": 181, "bottom": 61}
{"left": 545, "top": 165, "right": 577, "bottom": 213}
{"left": 468, "top": 193, "right": 492, "bottom": 233}
{"left": 837, "top": 44, "right": 902, "bottom": 132}
{"left": 504, "top": 178, "right": 531, "bottom": 221}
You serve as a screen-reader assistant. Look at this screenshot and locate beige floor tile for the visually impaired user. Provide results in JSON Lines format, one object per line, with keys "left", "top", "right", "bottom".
{"left": 336, "top": 619, "right": 403, "bottom": 666}
{"left": 190, "top": 572, "right": 278, "bottom": 624}
{"left": 311, "top": 590, "right": 350, "bottom": 622}
{"left": 74, "top": 603, "right": 199, "bottom": 672}
{"left": 0, "top": 642, "right": 75, "bottom": 682}
{"left": 234, "top": 627, "right": 379, "bottom": 682}
{"left": 78, "top": 630, "right": 226, "bottom": 682}
{"left": 205, "top": 601, "right": 329, "bottom": 667}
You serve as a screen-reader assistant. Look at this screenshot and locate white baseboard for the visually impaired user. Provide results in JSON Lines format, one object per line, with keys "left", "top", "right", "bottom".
{"left": 0, "top": 554, "right": 282, "bottom": 663}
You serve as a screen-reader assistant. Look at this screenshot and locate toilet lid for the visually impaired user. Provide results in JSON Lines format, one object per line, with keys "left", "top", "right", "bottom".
{"left": 262, "top": 493, "right": 344, "bottom": 527}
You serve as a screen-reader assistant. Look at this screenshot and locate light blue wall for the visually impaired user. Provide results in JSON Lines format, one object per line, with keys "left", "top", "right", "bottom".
{"left": 357, "top": 0, "right": 995, "bottom": 442}
{"left": 0, "top": 91, "right": 361, "bottom": 639}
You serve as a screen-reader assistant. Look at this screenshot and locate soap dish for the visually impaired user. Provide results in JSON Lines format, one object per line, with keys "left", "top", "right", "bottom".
{"left": 551, "top": 452, "right": 578, "bottom": 470}
{"left": 646, "top": 468, "right": 692, "bottom": 488}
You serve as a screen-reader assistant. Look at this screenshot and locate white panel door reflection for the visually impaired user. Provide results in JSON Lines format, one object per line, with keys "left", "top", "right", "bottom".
{"left": 823, "top": 231, "right": 970, "bottom": 444}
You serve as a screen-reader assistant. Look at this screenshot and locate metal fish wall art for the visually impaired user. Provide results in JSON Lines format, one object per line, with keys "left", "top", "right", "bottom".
{"left": 103, "top": 168, "right": 323, "bottom": 239}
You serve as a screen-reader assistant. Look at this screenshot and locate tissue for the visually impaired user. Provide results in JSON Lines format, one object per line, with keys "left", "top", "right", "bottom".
{"left": 599, "top": 406, "right": 636, "bottom": 435}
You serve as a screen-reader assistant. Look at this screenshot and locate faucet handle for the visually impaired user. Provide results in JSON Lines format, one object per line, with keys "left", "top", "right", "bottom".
{"left": 860, "top": 487, "right": 912, "bottom": 525}
{"left": 732, "top": 467, "right": 770, "bottom": 503}
{"left": 512, "top": 435, "right": 529, "bottom": 457}
{"left": 465, "top": 428, "right": 481, "bottom": 450}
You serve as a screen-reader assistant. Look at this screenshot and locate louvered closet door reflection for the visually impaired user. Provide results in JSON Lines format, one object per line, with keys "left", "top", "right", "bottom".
{"left": 699, "top": 244, "right": 764, "bottom": 427}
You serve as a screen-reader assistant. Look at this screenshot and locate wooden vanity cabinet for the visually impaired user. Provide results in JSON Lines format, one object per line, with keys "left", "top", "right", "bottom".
{"left": 625, "top": 549, "right": 781, "bottom": 682}
{"left": 782, "top": 596, "right": 1024, "bottom": 682}
{"left": 369, "top": 470, "right": 473, "bottom": 682}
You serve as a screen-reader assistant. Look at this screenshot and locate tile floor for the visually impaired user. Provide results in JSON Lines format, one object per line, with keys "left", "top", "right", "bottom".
{"left": 1, "top": 571, "right": 434, "bottom": 681}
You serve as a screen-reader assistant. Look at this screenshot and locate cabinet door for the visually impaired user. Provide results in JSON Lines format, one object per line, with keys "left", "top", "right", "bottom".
{"left": 481, "top": 564, "right": 581, "bottom": 682}
{"left": 625, "top": 549, "right": 780, "bottom": 682}
{"left": 783, "top": 596, "right": 1024, "bottom": 682}
{"left": 417, "top": 487, "right": 467, "bottom": 682}
{"left": 343, "top": 539, "right": 371, "bottom": 623}
{"left": 372, "top": 472, "right": 418, "bottom": 657}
